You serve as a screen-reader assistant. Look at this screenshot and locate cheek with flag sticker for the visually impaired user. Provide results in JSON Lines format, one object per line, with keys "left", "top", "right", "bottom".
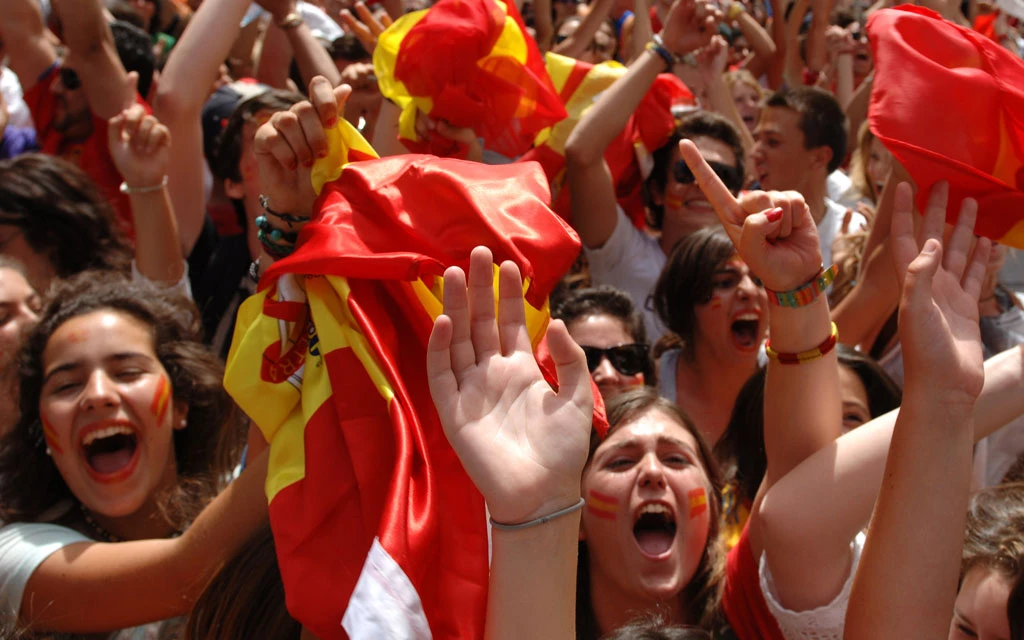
{"left": 224, "top": 115, "right": 607, "bottom": 639}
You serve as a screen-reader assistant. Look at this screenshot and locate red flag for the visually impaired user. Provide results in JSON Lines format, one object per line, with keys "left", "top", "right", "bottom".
{"left": 868, "top": 6, "right": 1024, "bottom": 248}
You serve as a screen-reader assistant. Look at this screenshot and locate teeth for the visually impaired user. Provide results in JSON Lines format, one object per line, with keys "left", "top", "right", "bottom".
{"left": 82, "top": 425, "right": 134, "bottom": 447}
{"left": 639, "top": 504, "right": 671, "bottom": 517}
{"left": 735, "top": 312, "right": 759, "bottom": 321}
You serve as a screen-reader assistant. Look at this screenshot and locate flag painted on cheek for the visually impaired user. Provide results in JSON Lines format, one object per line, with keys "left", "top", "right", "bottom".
{"left": 688, "top": 487, "right": 708, "bottom": 519}
{"left": 41, "top": 416, "right": 63, "bottom": 455}
{"left": 868, "top": 6, "right": 1024, "bottom": 248}
{"left": 587, "top": 489, "right": 619, "bottom": 520}
{"left": 709, "top": 295, "right": 723, "bottom": 310}
{"left": 149, "top": 377, "right": 170, "bottom": 425}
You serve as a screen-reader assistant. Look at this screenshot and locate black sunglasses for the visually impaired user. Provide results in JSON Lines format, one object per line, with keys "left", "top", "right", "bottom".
{"left": 582, "top": 344, "right": 649, "bottom": 377}
{"left": 673, "top": 159, "right": 743, "bottom": 194}
{"left": 59, "top": 67, "right": 82, "bottom": 91}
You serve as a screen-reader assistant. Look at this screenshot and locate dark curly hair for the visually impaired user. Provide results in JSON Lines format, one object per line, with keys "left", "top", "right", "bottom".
{"left": 0, "top": 154, "right": 133, "bottom": 287}
{"left": 644, "top": 111, "right": 746, "bottom": 231}
{"left": 0, "top": 272, "right": 243, "bottom": 530}
{"left": 577, "top": 387, "right": 725, "bottom": 637}
{"left": 651, "top": 227, "right": 736, "bottom": 359}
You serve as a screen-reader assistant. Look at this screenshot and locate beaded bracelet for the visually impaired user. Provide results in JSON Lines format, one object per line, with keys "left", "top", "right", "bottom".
{"left": 259, "top": 194, "right": 311, "bottom": 227}
{"left": 489, "top": 497, "right": 586, "bottom": 531}
{"left": 765, "top": 265, "right": 837, "bottom": 307}
{"left": 766, "top": 322, "right": 839, "bottom": 364}
{"left": 646, "top": 39, "right": 676, "bottom": 71}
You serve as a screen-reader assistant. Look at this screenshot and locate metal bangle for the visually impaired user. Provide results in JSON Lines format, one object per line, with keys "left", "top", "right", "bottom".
{"left": 489, "top": 497, "right": 586, "bottom": 531}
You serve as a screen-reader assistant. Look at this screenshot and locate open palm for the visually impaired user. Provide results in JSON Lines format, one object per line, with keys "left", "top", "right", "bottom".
{"left": 426, "top": 247, "right": 594, "bottom": 525}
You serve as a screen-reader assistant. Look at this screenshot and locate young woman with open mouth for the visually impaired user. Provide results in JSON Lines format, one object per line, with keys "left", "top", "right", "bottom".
{"left": 651, "top": 226, "right": 767, "bottom": 447}
{"left": 0, "top": 272, "right": 266, "bottom": 637}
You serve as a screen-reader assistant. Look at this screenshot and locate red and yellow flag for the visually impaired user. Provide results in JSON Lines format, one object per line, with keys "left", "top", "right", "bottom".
{"left": 225, "top": 119, "right": 587, "bottom": 637}
{"left": 520, "top": 53, "right": 695, "bottom": 229}
{"left": 373, "top": 0, "right": 566, "bottom": 159}
{"left": 868, "top": 6, "right": 1024, "bottom": 248}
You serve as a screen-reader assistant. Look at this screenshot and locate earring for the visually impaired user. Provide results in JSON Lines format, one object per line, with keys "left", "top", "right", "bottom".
{"left": 179, "top": 418, "right": 187, "bottom": 428}
{"left": 45, "top": 448, "right": 52, "bottom": 456}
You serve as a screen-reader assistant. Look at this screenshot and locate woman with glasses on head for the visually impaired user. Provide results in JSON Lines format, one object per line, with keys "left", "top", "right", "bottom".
{"left": 565, "top": 0, "right": 744, "bottom": 344}
{"left": 554, "top": 285, "right": 656, "bottom": 402}
{"left": 652, "top": 226, "right": 766, "bottom": 447}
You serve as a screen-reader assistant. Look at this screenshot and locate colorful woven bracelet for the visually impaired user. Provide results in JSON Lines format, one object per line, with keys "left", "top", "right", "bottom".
{"left": 766, "top": 265, "right": 837, "bottom": 307}
{"left": 766, "top": 322, "right": 839, "bottom": 364}
{"left": 646, "top": 39, "right": 675, "bottom": 71}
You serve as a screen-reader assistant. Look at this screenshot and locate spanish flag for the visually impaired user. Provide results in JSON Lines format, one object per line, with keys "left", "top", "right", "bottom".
{"left": 225, "top": 127, "right": 585, "bottom": 636}
{"left": 373, "top": 0, "right": 567, "bottom": 159}
{"left": 868, "top": 6, "right": 1024, "bottom": 248}
{"left": 520, "top": 53, "right": 695, "bottom": 229}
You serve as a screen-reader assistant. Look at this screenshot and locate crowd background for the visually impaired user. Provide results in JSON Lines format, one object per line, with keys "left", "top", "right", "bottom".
{"left": 1, "top": 0, "right": 1024, "bottom": 637}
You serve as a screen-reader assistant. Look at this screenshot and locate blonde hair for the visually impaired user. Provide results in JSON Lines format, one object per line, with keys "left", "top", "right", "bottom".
{"left": 849, "top": 121, "right": 877, "bottom": 202}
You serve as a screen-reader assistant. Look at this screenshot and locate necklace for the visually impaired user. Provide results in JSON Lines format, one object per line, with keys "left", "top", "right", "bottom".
{"left": 78, "top": 503, "right": 123, "bottom": 543}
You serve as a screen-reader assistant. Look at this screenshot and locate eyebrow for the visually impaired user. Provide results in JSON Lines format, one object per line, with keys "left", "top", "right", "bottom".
{"left": 606, "top": 436, "right": 697, "bottom": 454}
{"left": 42, "top": 351, "right": 151, "bottom": 385}
{"left": 952, "top": 609, "right": 974, "bottom": 628}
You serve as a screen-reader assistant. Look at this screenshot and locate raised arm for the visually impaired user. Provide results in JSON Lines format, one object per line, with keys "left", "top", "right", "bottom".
{"left": 551, "top": 0, "right": 615, "bottom": 60}
{"left": 846, "top": 184, "right": 990, "bottom": 638}
{"left": 730, "top": 3, "right": 776, "bottom": 79}
{"left": 107, "top": 104, "right": 185, "bottom": 287}
{"left": 426, "top": 247, "right": 593, "bottom": 640}
{"left": 255, "top": 1, "right": 342, "bottom": 89}
{"left": 152, "top": 0, "right": 253, "bottom": 254}
{"left": 697, "top": 35, "right": 756, "bottom": 151}
{"left": 51, "top": 0, "right": 135, "bottom": 119}
{"left": 565, "top": 0, "right": 718, "bottom": 249}
{"left": 803, "top": 0, "right": 830, "bottom": 77}
{"left": 21, "top": 452, "right": 269, "bottom": 632}
{"left": 759, "top": 182, "right": 996, "bottom": 618}
{"left": 0, "top": 0, "right": 58, "bottom": 91}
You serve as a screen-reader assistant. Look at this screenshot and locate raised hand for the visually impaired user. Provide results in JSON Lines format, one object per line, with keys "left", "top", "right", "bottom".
{"left": 679, "top": 139, "right": 822, "bottom": 291}
{"left": 659, "top": 0, "right": 722, "bottom": 56}
{"left": 256, "top": 0, "right": 298, "bottom": 23}
{"left": 253, "top": 76, "right": 352, "bottom": 218}
{"left": 414, "top": 112, "right": 483, "bottom": 162}
{"left": 696, "top": 34, "right": 729, "bottom": 81}
{"left": 426, "top": 247, "right": 594, "bottom": 526}
{"left": 891, "top": 181, "right": 991, "bottom": 404}
{"left": 339, "top": 1, "right": 392, "bottom": 54}
{"left": 107, "top": 102, "right": 171, "bottom": 190}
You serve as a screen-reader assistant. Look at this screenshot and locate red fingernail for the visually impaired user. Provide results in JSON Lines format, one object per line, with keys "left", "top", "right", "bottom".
{"left": 766, "top": 207, "right": 783, "bottom": 222}
{"left": 326, "top": 117, "right": 337, "bottom": 127}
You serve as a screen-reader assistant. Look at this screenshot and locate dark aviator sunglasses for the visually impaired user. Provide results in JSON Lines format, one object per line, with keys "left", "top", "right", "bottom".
{"left": 673, "top": 159, "right": 743, "bottom": 195}
{"left": 582, "top": 344, "right": 649, "bottom": 377}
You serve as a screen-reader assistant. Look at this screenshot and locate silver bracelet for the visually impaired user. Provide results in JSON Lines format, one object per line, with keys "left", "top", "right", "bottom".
{"left": 489, "top": 497, "right": 586, "bottom": 531}
{"left": 119, "top": 175, "right": 168, "bottom": 195}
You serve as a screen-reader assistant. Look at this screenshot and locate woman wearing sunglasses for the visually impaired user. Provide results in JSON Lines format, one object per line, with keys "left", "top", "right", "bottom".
{"left": 554, "top": 286, "right": 656, "bottom": 401}
{"left": 652, "top": 226, "right": 767, "bottom": 446}
{"left": 565, "top": 0, "right": 746, "bottom": 344}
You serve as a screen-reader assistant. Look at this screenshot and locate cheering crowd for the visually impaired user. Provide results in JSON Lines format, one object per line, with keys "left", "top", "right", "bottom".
{"left": 0, "top": 0, "right": 1023, "bottom": 637}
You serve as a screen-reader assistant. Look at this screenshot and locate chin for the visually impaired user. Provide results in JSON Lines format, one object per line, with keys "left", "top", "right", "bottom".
{"left": 635, "top": 569, "right": 688, "bottom": 602}
{"left": 78, "top": 489, "right": 150, "bottom": 520}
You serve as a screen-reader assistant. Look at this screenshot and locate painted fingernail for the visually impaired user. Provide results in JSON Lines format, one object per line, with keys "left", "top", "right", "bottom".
{"left": 326, "top": 116, "right": 338, "bottom": 127}
{"left": 318, "top": 150, "right": 328, "bottom": 158}
{"left": 766, "top": 207, "right": 783, "bottom": 222}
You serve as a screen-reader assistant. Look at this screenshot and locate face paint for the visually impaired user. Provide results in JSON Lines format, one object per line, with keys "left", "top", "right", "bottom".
{"left": 149, "top": 376, "right": 171, "bottom": 426}
{"left": 664, "top": 195, "right": 683, "bottom": 210}
{"left": 587, "top": 489, "right": 619, "bottom": 520}
{"left": 688, "top": 487, "right": 707, "bottom": 519}
{"left": 41, "top": 415, "right": 64, "bottom": 454}
{"left": 709, "top": 294, "right": 723, "bottom": 309}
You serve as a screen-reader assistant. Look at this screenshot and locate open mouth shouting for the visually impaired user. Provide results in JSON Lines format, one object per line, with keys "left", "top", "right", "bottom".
{"left": 79, "top": 420, "right": 140, "bottom": 483}
{"left": 730, "top": 310, "right": 762, "bottom": 352}
{"left": 633, "top": 502, "right": 678, "bottom": 559}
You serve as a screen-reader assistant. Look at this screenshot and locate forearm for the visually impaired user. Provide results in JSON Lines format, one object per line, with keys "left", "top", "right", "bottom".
{"left": 52, "top": 0, "right": 110, "bottom": 58}
{"left": 833, "top": 54, "right": 853, "bottom": 108}
{"left": 23, "top": 453, "right": 269, "bottom": 632}
{"left": 552, "top": 0, "right": 615, "bottom": 60}
{"left": 804, "top": 0, "right": 829, "bottom": 73}
{"left": 703, "top": 73, "right": 755, "bottom": 151}
{"left": 255, "top": 23, "right": 294, "bottom": 89}
{"left": 565, "top": 49, "right": 663, "bottom": 165}
{"left": 533, "top": 0, "right": 554, "bottom": 52}
{"left": 286, "top": 23, "right": 342, "bottom": 87}
{"left": 127, "top": 187, "right": 186, "bottom": 287}
{"left": 629, "top": 0, "right": 653, "bottom": 63}
{"left": 369, "top": 99, "right": 407, "bottom": 156}
{"left": 846, "top": 399, "right": 973, "bottom": 639}
{"left": 844, "top": 71, "right": 871, "bottom": 134}
{"left": 737, "top": 11, "right": 775, "bottom": 60}
{"left": 486, "top": 515, "right": 580, "bottom": 640}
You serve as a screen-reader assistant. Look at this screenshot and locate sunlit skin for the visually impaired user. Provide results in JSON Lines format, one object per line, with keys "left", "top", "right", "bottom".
{"left": 0, "top": 225, "right": 57, "bottom": 295}
{"left": 0, "top": 267, "right": 41, "bottom": 436}
{"left": 567, "top": 313, "right": 645, "bottom": 402}
{"left": 39, "top": 310, "right": 186, "bottom": 540}
{"left": 752, "top": 107, "right": 815, "bottom": 194}
{"left": 838, "top": 364, "right": 871, "bottom": 434}
{"left": 731, "top": 81, "right": 761, "bottom": 133}
{"left": 582, "top": 409, "right": 712, "bottom": 633}
{"left": 691, "top": 257, "right": 766, "bottom": 362}
{"left": 949, "top": 567, "right": 1011, "bottom": 640}
{"left": 656, "top": 136, "right": 738, "bottom": 255}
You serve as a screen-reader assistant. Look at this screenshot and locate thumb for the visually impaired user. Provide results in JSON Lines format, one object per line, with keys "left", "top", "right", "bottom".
{"left": 904, "top": 238, "right": 943, "bottom": 305}
{"left": 124, "top": 71, "right": 139, "bottom": 97}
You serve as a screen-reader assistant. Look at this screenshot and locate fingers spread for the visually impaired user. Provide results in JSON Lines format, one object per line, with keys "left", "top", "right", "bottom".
{"left": 904, "top": 238, "right": 943, "bottom": 309}
{"left": 546, "top": 320, "right": 594, "bottom": 425}
{"left": 963, "top": 236, "right": 992, "bottom": 301}
{"left": 890, "top": 181, "right": 919, "bottom": 281}
{"left": 919, "top": 180, "right": 949, "bottom": 249}
{"left": 426, "top": 314, "right": 459, "bottom": 424}
{"left": 442, "top": 264, "right": 476, "bottom": 380}
{"left": 944, "top": 197, "right": 977, "bottom": 282}
{"left": 679, "top": 139, "right": 742, "bottom": 226}
{"left": 468, "top": 246, "right": 501, "bottom": 362}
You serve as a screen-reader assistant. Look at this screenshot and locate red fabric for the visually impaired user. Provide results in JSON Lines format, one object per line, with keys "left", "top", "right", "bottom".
{"left": 868, "top": 6, "right": 1024, "bottom": 248}
{"left": 394, "top": 0, "right": 566, "bottom": 158}
{"left": 262, "top": 155, "right": 594, "bottom": 638}
{"left": 22, "top": 64, "right": 149, "bottom": 240}
{"left": 974, "top": 11, "right": 999, "bottom": 40}
{"left": 721, "top": 525, "right": 786, "bottom": 640}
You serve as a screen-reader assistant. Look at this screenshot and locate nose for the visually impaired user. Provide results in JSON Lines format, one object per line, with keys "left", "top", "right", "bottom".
{"left": 637, "top": 453, "right": 667, "bottom": 489}
{"left": 81, "top": 370, "right": 119, "bottom": 413}
{"left": 591, "top": 355, "right": 620, "bottom": 384}
{"left": 737, "top": 273, "right": 760, "bottom": 298}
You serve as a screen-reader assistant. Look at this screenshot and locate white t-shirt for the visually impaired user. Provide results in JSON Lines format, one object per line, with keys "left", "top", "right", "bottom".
{"left": 1, "top": 67, "right": 34, "bottom": 130}
{"left": 818, "top": 198, "right": 866, "bottom": 270}
{"left": 0, "top": 522, "right": 89, "bottom": 618}
{"left": 583, "top": 206, "right": 668, "bottom": 343}
{"left": 827, "top": 170, "right": 862, "bottom": 211}
{"left": 760, "top": 531, "right": 866, "bottom": 640}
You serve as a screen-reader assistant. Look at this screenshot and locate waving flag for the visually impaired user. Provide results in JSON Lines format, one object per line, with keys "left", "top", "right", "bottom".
{"left": 373, "top": 0, "right": 566, "bottom": 159}
{"left": 224, "top": 117, "right": 586, "bottom": 638}
{"left": 520, "top": 53, "right": 695, "bottom": 229}
{"left": 868, "top": 6, "right": 1024, "bottom": 248}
